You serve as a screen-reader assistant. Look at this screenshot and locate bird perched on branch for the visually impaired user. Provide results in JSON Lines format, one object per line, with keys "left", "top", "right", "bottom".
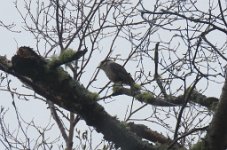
{"left": 98, "top": 59, "right": 135, "bottom": 87}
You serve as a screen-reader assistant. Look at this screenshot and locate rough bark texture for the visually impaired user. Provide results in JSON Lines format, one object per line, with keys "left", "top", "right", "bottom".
{"left": 205, "top": 77, "right": 227, "bottom": 149}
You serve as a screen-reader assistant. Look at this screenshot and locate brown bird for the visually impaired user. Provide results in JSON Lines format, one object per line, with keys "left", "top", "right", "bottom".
{"left": 98, "top": 59, "right": 135, "bottom": 86}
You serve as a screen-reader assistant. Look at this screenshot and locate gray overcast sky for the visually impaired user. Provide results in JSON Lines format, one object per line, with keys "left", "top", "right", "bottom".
{"left": 0, "top": 1, "right": 224, "bottom": 149}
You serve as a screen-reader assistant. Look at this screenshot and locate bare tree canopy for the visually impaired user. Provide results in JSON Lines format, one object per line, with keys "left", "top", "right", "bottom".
{"left": 0, "top": 0, "right": 226, "bottom": 150}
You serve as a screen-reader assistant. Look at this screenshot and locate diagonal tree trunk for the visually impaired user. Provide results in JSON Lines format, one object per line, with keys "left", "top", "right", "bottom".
{"left": 205, "top": 76, "right": 227, "bottom": 149}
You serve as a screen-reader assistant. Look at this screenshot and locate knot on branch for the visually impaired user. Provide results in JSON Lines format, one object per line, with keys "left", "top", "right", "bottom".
{"left": 12, "top": 46, "right": 47, "bottom": 79}
{"left": 11, "top": 46, "right": 88, "bottom": 81}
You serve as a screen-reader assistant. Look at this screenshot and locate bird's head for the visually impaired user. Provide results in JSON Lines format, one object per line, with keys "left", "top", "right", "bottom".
{"left": 98, "top": 59, "right": 113, "bottom": 70}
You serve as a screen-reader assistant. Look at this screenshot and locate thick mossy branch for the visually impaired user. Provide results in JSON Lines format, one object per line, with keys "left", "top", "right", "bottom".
{"left": 8, "top": 46, "right": 154, "bottom": 150}
{"left": 48, "top": 48, "right": 88, "bottom": 69}
{"left": 135, "top": 92, "right": 180, "bottom": 106}
{"left": 135, "top": 92, "right": 155, "bottom": 103}
{"left": 127, "top": 122, "right": 184, "bottom": 149}
{"left": 175, "top": 89, "right": 219, "bottom": 111}
{"left": 112, "top": 84, "right": 218, "bottom": 109}
{"left": 112, "top": 85, "right": 181, "bottom": 106}
{"left": 190, "top": 90, "right": 218, "bottom": 110}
